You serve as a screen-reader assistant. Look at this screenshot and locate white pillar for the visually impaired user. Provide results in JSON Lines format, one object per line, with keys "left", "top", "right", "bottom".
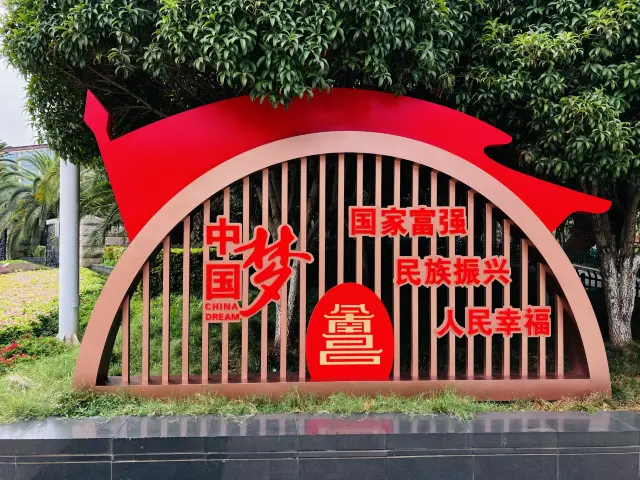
{"left": 58, "top": 158, "right": 79, "bottom": 344}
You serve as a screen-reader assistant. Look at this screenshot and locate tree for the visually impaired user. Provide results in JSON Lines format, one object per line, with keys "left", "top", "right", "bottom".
{"left": 452, "top": 1, "right": 640, "bottom": 345}
{"left": 0, "top": 151, "right": 60, "bottom": 258}
{"left": 0, "top": 141, "right": 7, "bottom": 261}
{"left": 1, "top": 0, "right": 481, "bottom": 346}
{"left": 0, "top": 0, "right": 480, "bottom": 166}
{"left": 2, "top": 0, "right": 640, "bottom": 347}
{"left": 80, "top": 167, "right": 125, "bottom": 247}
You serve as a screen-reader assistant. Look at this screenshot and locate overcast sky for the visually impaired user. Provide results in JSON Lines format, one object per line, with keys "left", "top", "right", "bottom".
{"left": 0, "top": 62, "right": 37, "bottom": 147}
{"left": 0, "top": 3, "right": 37, "bottom": 148}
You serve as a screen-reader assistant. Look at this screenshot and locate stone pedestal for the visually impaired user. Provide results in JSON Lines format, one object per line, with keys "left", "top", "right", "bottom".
{"left": 79, "top": 215, "right": 104, "bottom": 267}
{"left": 45, "top": 223, "right": 59, "bottom": 267}
{"left": 105, "top": 226, "right": 128, "bottom": 247}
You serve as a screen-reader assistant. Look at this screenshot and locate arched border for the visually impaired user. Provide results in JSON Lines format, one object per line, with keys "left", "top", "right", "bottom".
{"left": 74, "top": 132, "right": 611, "bottom": 400}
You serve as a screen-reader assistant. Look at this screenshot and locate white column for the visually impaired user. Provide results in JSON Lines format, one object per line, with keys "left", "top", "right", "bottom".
{"left": 58, "top": 158, "right": 79, "bottom": 344}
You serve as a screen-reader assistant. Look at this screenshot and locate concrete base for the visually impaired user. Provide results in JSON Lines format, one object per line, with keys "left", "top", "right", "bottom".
{"left": 1, "top": 412, "right": 640, "bottom": 479}
{"left": 55, "top": 333, "right": 79, "bottom": 345}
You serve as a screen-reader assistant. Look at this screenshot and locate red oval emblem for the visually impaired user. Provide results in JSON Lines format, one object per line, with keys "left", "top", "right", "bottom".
{"left": 306, "top": 283, "right": 394, "bottom": 381}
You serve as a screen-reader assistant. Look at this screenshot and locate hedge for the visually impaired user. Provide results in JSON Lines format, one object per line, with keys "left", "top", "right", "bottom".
{"left": 149, "top": 248, "right": 209, "bottom": 297}
{"left": 102, "top": 246, "right": 126, "bottom": 266}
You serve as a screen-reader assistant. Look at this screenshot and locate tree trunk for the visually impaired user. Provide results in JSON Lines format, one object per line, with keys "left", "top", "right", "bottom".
{"left": 591, "top": 187, "right": 640, "bottom": 347}
{"left": 0, "top": 229, "right": 6, "bottom": 262}
{"left": 600, "top": 251, "right": 636, "bottom": 346}
{"left": 274, "top": 260, "right": 300, "bottom": 347}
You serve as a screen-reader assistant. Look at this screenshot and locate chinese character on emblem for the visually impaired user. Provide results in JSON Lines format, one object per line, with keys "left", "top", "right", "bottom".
{"left": 202, "top": 216, "right": 313, "bottom": 323}
{"left": 320, "top": 304, "right": 381, "bottom": 366}
{"left": 306, "top": 283, "right": 393, "bottom": 381}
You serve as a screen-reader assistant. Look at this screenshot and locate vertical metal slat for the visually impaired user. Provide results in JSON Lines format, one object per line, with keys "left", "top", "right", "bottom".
{"left": 429, "top": 171, "right": 438, "bottom": 379}
{"left": 280, "top": 162, "right": 288, "bottom": 382}
{"left": 337, "top": 154, "right": 345, "bottom": 284}
{"left": 538, "top": 264, "right": 547, "bottom": 378}
{"left": 260, "top": 170, "right": 269, "bottom": 382}
{"left": 182, "top": 216, "right": 190, "bottom": 385}
{"left": 121, "top": 295, "right": 130, "bottom": 386}
{"left": 356, "top": 153, "right": 363, "bottom": 284}
{"left": 299, "top": 157, "right": 308, "bottom": 382}
{"left": 411, "top": 164, "right": 419, "bottom": 380}
{"left": 466, "top": 192, "right": 475, "bottom": 378}
{"left": 201, "top": 200, "right": 211, "bottom": 385}
{"left": 503, "top": 220, "right": 511, "bottom": 379}
{"left": 485, "top": 204, "right": 493, "bottom": 379}
{"left": 556, "top": 295, "right": 564, "bottom": 379}
{"left": 241, "top": 177, "right": 250, "bottom": 383}
{"left": 142, "top": 261, "right": 150, "bottom": 386}
{"left": 221, "top": 188, "right": 230, "bottom": 384}
{"left": 319, "top": 155, "right": 326, "bottom": 298}
{"left": 393, "top": 158, "right": 401, "bottom": 380}
{"left": 448, "top": 180, "right": 456, "bottom": 379}
{"left": 375, "top": 156, "right": 382, "bottom": 297}
{"left": 162, "top": 236, "right": 170, "bottom": 385}
{"left": 521, "top": 239, "right": 529, "bottom": 379}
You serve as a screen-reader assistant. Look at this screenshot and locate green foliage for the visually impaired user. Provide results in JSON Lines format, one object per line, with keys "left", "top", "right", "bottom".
{"left": 149, "top": 247, "right": 205, "bottom": 297}
{"left": 0, "top": 268, "right": 106, "bottom": 346}
{"left": 80, "top": 168, "right": 125, "bottom": 247}
{"left": 102, "top": 246, "right": 126, "bottom": 266}
{"left": 0, "top": 151, "right": 60, "bottom": 258}
{"left": 10, "top": 335, "right": 70, "bottom": 359}
{"left": 0, "top": 148, "right": 125, "bottom": 252}
{"left": 0, "top": 0, "right": 484, "bottom": 165}
{"left": 0, "top": 335, "right": 71, "bottom": 375}
{"left": 1, "top": 1, "right": 637, "bottom": 187}
{"left": 454, "top": 1, "right": 640, "bottom": 190}
{"left": 607, "top": 343, "right": 640, "bottom": 402}
{"left": 31, "top": 245, "right": 45, "bottom": 258}
{"left": 108, "top": 288, "right": 272, "bottom": 377}
{"left": 3, "top": 343, "right": 640, "bottom": 421}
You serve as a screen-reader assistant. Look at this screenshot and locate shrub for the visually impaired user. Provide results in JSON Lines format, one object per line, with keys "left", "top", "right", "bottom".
{"left": 0, "top": 341, "right": 35, "bottom": 374}
{"left": 0, "top": 268, "right": 106, "bottom": 345}
{"left": 149, "top": 248, "right": 206, "bottom": 297}
{"left": 32, "top": 245, "right": 46, "bottom": 258}
{"left": 102, "top": 246, "right": 126, "bottom": 266}
{"left": 0, "top": 335, "right": 69, "bottom": 375}
{"left": 15, "top": 335, "right": 69, "bottom": 358}
{"left": 0, "top": 269, "right": 59, "bottom": 344}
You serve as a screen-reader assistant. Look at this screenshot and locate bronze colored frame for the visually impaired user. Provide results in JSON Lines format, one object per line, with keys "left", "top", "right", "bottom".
{"left": 74, "top": 132, "right": 611, "bottom": 400}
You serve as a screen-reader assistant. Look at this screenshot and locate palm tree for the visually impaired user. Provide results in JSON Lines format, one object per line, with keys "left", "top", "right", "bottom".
{"left": 80, "top": 167, "right": 125, "bottom": 247}
{"left": 0, "top": 141, "right": 8, "bottom": 261}
{"left": 0, "top": 151, "right": 60, "bottom": 258}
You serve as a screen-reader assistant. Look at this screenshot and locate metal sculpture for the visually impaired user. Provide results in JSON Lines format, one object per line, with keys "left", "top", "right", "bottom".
{"left": 74, "top": 89, "right": 611, "bottom": 400}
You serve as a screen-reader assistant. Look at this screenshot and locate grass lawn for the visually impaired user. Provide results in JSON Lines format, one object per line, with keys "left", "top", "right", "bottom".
{"left": 1, "top": 266, "right": 640, "bottom": 422}
{"left": 0, "top": 341, "right": 638, "bottom": 422}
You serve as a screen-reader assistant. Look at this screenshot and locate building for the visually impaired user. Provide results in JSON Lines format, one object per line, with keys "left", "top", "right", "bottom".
{"left": 2, "top": 143, "right": 50, "bottom": 160}
{"left": 2, "top": 144, "right": 50, "bottom": 179}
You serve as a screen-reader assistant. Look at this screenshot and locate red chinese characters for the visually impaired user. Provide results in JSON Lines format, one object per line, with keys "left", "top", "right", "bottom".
{"left": 438, "top": 207, "right": 467, "bottom": 236}
{"left": 348, "top": 206, "right": 468, "bottom": 238}
{"left": 395, "top": 256, "right": 511, "bottom": 287}
{"left": 350, "top": 207, "right": 377, "bottom": 236}
{"left": 205, "top": 217, "right": 241, "bottom": 256}
{"left": 203, "top": 261, "right": 242, "bottom": 322}
{"left": 203, "top": 216, "right": 313, "bottom": 323}
{"left": 235, "top": 225, "right": 313, "bottom": 318}
{"left": 306, "top": 283, "right": 394, "bottom": 381}
{"left": 435, "top": 306, "right": 552, "bottom": 338}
